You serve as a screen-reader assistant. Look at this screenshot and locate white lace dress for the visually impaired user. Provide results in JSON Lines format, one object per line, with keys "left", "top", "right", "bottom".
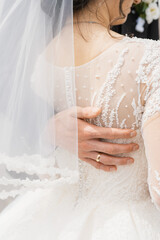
{"left": 0, "top": 36, "right": 160, "bottom": 240}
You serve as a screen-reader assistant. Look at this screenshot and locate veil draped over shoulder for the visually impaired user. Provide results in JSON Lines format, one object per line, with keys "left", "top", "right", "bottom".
{"left": 0, "top": 0, "right": 78, "bottom": 202}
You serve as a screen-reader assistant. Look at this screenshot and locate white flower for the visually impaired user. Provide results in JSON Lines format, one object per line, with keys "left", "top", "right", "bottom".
{"left": 143, "top": 0, "right": 153, "bottom": 3}
{"left": 143, "top": 0, "right": 158, "bottom": 3}
{"left": 145, "top": 2, "right": 160, "bottom": 24}
{"left": 135, "top": 17, "right": 145, "bottom": 32}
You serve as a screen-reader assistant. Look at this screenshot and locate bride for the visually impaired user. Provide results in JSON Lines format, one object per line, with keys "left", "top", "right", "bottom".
{"left": 0, "top": 0, "right": 160, "bottom": 239}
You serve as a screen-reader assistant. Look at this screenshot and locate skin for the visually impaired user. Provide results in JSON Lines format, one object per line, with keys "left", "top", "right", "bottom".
{"left": 74, "top": 0, "right": 142, "bottom": 65}
{"left": 54, "top": 0, "right": 142, "bottom": 172}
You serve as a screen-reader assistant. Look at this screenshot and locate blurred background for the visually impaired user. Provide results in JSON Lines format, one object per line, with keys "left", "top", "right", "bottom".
{"left": 113, "top": 2, "right": 160, "bottom": 40}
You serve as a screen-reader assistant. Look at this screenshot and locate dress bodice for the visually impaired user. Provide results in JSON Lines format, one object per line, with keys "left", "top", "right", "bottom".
{"left": 31, "top": 36, "right": 160, "bottom": 210}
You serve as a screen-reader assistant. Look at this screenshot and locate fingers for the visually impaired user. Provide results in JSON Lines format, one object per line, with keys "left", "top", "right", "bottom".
{"left": 74, "top": 106, "right": 102, "bottom": 119}
{"left": 85, "top": 152, "right": 134, "bottom": 166}
{"left": 90, "top": 126, "right": 137, "bottom": 139}
{"left": 94, "top": 141, "right": 139, "bottom": 155}
{"left": 80, "top": 139, "right": 139, "bottom": 155}
{"left": 77, "top": 118, "right": 137, "bottom": 140}
{"left": 78, "top": 122, "right": 137, "bottom": 141}
{"left": 82, "top": 158, "right": 117, "bottom": 172}
{"left": 73, "top": 107, "right": 137, "bottom": 140}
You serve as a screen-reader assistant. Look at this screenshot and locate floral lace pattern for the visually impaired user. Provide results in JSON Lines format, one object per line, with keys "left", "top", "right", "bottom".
{"left": 142, "top": 88, "right": 160, "bottom": 128}
{"left": 0, "top": 153, "right": 78, "bottom": 199}
{"left": 1, "top": 37, "right": 160, "bottom": 208}
{"left": 94, "top": 48, "right": 129, "bottom": 128}
{"left": 1, "top": 37, "right": 160, "bottom": 240}
{"left": 75, "top": 37, "right": 160, "bottom": 210}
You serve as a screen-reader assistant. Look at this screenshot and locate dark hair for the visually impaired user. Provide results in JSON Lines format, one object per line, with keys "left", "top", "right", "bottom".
{"left": 41, "top": 0, "right": 126, "bottom": 37}
{"left": 73, "top": 0, "right": 126, "bottom": 29}
{"left": 73, "top": 0, "right": 89, "bottom": 12}
{"left": 41, "top": 0, "right": 70, "bottom": 37}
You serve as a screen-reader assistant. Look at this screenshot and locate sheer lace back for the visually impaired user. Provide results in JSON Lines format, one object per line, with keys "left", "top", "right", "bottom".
{"left": 74, "top": 37, "right": 160, "bottom": 209}
{"left": 31, "top": 36, "right": 160, "bottom": 210}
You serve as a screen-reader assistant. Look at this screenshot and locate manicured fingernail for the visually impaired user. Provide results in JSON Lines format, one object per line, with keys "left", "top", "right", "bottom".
{"left": 93, "top": 107, "right": 101, "bottom": 114}
{"left": 110, "top": 167, "right": 117, "bottom": 172}
{"left": 127, "top": 159, "right": 134, "bottom": 164}
{"left": 130, "top": 131, "right": 137, "bottom": 137}
{"left": 133, "top": 145, "right": 139, "bottom": 151}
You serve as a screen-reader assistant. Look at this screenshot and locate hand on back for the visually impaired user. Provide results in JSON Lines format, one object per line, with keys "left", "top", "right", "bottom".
{"left": 54, "top": 106, "right": 139, "bottom": 172}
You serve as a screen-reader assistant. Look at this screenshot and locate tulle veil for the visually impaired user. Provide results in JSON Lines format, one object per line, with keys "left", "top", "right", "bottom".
{"left": 0, "top": 0, "right": 79, "bottom": 208}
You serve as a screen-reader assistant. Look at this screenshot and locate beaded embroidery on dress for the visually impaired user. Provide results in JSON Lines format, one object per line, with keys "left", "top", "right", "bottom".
{"left": 0, "top": 36, "right": 160, "bottom": 239}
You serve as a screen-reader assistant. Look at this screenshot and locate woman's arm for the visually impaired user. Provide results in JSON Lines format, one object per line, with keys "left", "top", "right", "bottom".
{"left": 142, "top": 87, "right": 160, "bottom": 211}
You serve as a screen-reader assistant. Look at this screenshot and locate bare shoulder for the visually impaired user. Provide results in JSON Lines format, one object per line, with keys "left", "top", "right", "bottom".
{"left": 41, "top": 25, "right": 74, "bottom": 67}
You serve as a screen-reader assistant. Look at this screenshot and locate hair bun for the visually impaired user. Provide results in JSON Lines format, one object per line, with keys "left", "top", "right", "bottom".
{"left": 73, "top": 0, "right": 89, "bottom": 11}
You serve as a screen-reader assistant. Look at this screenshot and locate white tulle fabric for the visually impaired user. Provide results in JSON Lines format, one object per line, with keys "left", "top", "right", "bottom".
{"left": 0, "top": 37, "right": 160, "bottom": 239}
{"left": 0, "top": 0, "right": 78, "bottom": 202}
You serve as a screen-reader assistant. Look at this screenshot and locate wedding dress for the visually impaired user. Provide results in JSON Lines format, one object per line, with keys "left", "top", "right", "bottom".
{"left": 0, "top": 36, "right": 160, "bottom": 240}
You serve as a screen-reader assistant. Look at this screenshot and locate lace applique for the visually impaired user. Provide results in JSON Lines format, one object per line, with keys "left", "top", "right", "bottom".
{"left": 126, "top": 38, "right": 160, "bottom": 129}
{"left": 77, "top": 48, "right": 130, "bottom": 199}
{"left": 0, "top": 175, "right": 78, "bottom": 200}
{"left": 142, "top": 87, "right": 160, "bottom": 128}
{"left": 0, "top": 154, "right": 54, "bottom": 175}
{"left": 132, "top": 98, "right": 144, "bottom": 129}
{"left": 93, "top": 48, "right": 129, "bottom": 128}
{"left": 0, "top": 153, "right": 77, "bottom": 177}
{"left": 115, "top": 93, "right": 126, "bottom": 128}
{"left": 65, "top": 67, "right": 75, "bottom": 108}
{"left": 0, "top": 153, "right": 78, "bottom": 199}
{"left": 108, "top": 108, "right": 116, "bottom": 128}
